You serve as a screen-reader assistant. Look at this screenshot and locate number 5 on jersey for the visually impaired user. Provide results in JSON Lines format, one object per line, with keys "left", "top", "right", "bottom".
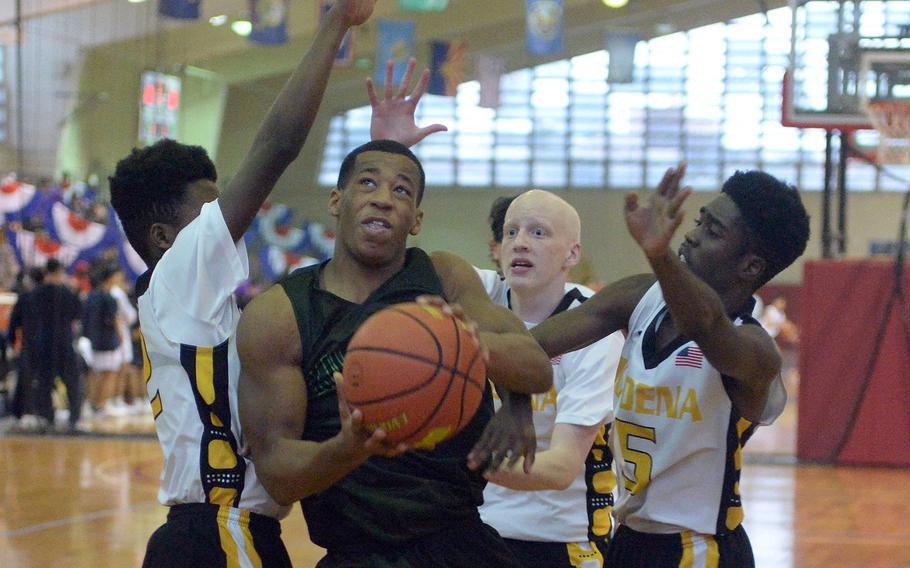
{"left": 615, "top": 419, "right": 656, "bottom": 494}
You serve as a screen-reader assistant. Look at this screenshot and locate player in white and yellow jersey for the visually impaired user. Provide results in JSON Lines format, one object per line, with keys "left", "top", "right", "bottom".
{"left": 108, "top": 2, "right": 378, "bottom": 566}
{"left": 531, "top": 166, "right": 810, "bottom": 567}
{"left": 475, "top": 191, "right": 624, "bottom": 568}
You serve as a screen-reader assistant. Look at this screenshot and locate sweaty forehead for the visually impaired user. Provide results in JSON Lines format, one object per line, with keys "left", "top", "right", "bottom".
{"left": 354, "top": 151, "right": 421, "bottom": 180}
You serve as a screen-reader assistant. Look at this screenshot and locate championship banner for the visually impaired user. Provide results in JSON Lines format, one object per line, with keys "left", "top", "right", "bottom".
{"left": 526, "top": 0, "right": 563, "bottom": 56}
{"left": 606, "top": 31, "right": 639, "bottom": 84}
{"left": 476, "top": 54, "right": 505, "bottom": 109}
{"left": 375, "top": 20, "right": 416, "bottom": 85}
{"left": 158, "top": 0, "right": 201, "bottom": 20}
{"left": 399, "top": 0, "right": 449, "bottom": 12}
{"left": 428, "top": 40, "right": 467, "bottom": 97}
{"left": 250, "top": 0, "right": 290, "bottom": 46}
{"left": 319, "top": 0, "right": 355, "bottom": 66}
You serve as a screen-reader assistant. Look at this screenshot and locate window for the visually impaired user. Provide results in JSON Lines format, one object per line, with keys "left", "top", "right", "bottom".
{"left": 319, "top": 4, "right": 910, "bottom": 191}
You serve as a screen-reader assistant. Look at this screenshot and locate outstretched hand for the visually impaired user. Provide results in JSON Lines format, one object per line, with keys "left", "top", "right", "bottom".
{"left": 625, "top": 163, "right": 693, "bottom": 260}
{"left": 368, "top": 58, "right": 448, "bottom": 147}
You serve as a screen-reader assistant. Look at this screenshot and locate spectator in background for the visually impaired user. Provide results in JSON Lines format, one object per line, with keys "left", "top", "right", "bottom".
{"left": 30, "top": 259, "right": 82, "bottom": 433}
{"left": 0, "top": 230, "right": 20, "bottom": 291}
{"left": 109, "top": 270, "right": 142, "bottom": 414}
{"left": 761, "top": 295, "right": 799, "bottom": 345}
{"left": 7, "top": 267, "right": 44, "bottom": 428}
{"left": 83, "top": 265, "right": 123, "bottom": 418}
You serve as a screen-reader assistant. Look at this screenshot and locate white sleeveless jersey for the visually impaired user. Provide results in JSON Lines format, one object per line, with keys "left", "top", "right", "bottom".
{"left": 612, "top": 283, "right": 786, "bottom": 535}
{"left": 474, "top": 268, "right": 624, "bottom": 543}
{"left": 138, "top": 200, "right": 290, "bottom": 520}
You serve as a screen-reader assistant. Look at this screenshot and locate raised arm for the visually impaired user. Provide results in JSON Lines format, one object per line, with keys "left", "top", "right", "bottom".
{"left": 219, "top": 0, "right": 377, "bottom": 241}
{"left": 531, "top": 273, "right": 653, "bottom": 358}
{"left": 368, "top": 58, "right": 448, "bottom": 147}
{"left": 237, "top": 284, "right": 401, "bottom": 505}
{"left": 430, "top": 250, "right": 551, "bottom": 394}
{"left": 625, "top": 165, "right": 781, "bottom": 421}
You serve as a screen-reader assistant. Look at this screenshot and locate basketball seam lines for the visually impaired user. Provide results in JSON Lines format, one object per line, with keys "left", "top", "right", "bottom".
{"left": 344, "top": 347, "right": 485, "bottom": 406}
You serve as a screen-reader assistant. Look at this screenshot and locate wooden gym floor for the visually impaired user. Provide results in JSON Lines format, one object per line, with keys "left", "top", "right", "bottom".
{"left": 3, "top": 346, "right": 910, "bottom": 568}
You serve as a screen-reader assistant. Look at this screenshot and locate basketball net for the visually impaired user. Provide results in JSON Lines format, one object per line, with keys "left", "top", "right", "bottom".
{"left": 864, "top": 99, "right": 910, "bottom": 164}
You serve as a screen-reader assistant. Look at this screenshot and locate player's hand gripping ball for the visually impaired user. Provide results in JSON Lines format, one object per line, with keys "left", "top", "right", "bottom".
{"left": 342, "top": 302, "right": 487, "bottom": 449}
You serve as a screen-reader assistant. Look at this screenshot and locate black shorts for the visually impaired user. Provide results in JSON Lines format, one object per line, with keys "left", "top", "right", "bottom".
{"left": 142, "top": 503, "right": 291, "bottom": 568}
{"left": 502, "top": 537, "right": 606, "bottom": 568}
{"left": 604, "top": 524, "right": 754, "bottom": 568}
{"left": 316, "top": 518, "right": 522, "bottom": 568}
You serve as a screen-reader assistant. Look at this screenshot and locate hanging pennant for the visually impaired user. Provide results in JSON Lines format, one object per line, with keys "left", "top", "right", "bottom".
{"left": 158, "top": 0, "right": 201, "bottom": 20}
{"left": 375, "top": 20, "right": 416, "bottom": 85}
{"left": 428, "top": 40, "right": 468, "bottom": 97}
{"left": 526, "top": 0, "right": 563, "bottom": 56}
{"left": 250, "top": 0, "right": 290, "bottom": 46}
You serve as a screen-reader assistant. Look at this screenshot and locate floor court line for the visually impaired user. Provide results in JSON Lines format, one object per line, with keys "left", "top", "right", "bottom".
{"left": 2, "top": 501, "right": 158, "bottom": 539}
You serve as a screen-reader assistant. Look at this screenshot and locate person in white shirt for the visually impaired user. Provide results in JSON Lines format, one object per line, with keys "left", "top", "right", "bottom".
{"left": 531, "top": 167, "right": 810, "bottom": 567}
{"left": 108, "top": 2, "right": 378, "bottom": 566}
{"left": 477, "top": 190, "right": 624, "bottom": 568}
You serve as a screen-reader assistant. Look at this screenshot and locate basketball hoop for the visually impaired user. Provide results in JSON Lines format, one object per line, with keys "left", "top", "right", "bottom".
{"left": 863, "top": 100, "right": 910, "bottom": 164}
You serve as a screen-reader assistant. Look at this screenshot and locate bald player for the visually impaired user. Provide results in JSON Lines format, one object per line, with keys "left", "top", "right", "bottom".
{"left": 475, "top": 190, "right": 625, "bottom": 568}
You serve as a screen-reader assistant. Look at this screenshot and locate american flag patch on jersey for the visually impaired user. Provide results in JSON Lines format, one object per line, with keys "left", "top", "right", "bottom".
{"left": 675, "top": 345, "right": 703, "bottom": 368}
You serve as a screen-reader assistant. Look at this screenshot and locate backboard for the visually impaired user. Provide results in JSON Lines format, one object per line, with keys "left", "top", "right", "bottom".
{"left": 783, "top": 0, "right": 910, "bottom": 131}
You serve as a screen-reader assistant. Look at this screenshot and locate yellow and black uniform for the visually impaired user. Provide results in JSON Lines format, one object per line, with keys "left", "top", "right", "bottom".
{"left": 280, "top": 248, "right": 522, "bottom": 568}
{"left": 605, "top": 283, "right": 786, "bottom": 568}
{"left": 138, "top": 201, "right": 291, "bottom": 568}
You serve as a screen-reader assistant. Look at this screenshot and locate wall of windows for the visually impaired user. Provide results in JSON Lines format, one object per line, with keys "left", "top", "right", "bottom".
{"left": 319, "top": 5, "right": 910, "bottom": 192}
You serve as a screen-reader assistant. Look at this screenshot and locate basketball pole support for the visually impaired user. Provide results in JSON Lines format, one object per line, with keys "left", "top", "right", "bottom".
{"left": 821, "top": 129, "right": 851, "bottom": 259}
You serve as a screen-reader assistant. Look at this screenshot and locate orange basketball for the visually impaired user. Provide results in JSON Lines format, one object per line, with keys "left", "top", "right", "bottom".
{"left": 341, "top": 302, "right": 487, "bottom": 449}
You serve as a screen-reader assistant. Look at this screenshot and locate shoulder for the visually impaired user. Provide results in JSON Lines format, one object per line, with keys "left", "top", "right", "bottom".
{"left": 237, "top": 285, "right": 300, "bottom": 362}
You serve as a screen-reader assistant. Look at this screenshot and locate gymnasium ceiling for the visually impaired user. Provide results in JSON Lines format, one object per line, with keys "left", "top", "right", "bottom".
{"left": 37, "top": 0, "right": 782, "bottom": 111}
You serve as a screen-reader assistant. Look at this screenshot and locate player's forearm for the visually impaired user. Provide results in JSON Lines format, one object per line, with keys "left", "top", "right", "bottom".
{"left": 486, "top": 448, "right": 579, "bottom": 491}
{"left": 481, "top": 332, "right": 552, "bottom": 393}
{"left": 252, "top": 17, "right": 349, "bottom": 160}
{"left": 257, "top": 435, "right": 367, "bottom": 505}
{"left": 647, "top": 250, "right": 729, "bottom": 339}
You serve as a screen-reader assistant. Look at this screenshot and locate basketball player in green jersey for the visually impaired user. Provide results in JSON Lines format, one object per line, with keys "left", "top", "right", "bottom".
{"left": 237, "top": 139, "right": 552, "bottom": 567}
{"left": 528, "top": 165, "right": 809, "bottom": 567}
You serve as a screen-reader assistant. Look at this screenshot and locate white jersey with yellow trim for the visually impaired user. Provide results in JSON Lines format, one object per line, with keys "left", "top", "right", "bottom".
{"left": 138, "top": 200, "right": 290, "bottom": 520}
{"left": 612, "top": 282, "right": 786, "bottom": 535}
{"left": 474, "top": 268, "right": 624, "bottom": 543}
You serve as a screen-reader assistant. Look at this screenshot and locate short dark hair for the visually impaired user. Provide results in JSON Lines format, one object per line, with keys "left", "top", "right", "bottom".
{"left": 45, "top": 258, "right": 64, "bottom": 274}
{"left": 336, "top": 140, "right": 426, "bottom": 204}
{"left": 722, "top": 171, "right": 810, "bottom": 288}
{"left": 91, "top": 263, "right": 120, "bottom": 289}
{"left": 28, "top": 267, "right": 45, "bottom": 285}
{"left": 109, "top": 139, "right": 216, "bottom": 264}
{"left": 488, "top": 195, "right": 519, "bottom": 244}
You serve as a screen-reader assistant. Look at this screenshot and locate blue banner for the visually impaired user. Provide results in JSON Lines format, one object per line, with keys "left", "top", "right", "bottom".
{"left": 250, "top": 0, "right": 289, "bottom": 46}
{"left": 158, "top": 0, "right": 200, "bottom": 20}
{"left": 526, "top": 0, "right": 563, "bottom": 56}
{"left": 428, "top": 40, "right": 467, "bottom": 97}
{"left": 375, "top": 20, "right": 416, "bottom": 85}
